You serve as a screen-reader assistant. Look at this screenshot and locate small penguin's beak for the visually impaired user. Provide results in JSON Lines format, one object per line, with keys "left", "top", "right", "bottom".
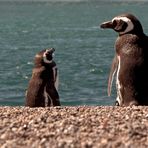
{"left": 50, "top": 48, "right": 55, "bottom": 53}
{"left": 100, "top": 21, "right": 114, "bottom": 29}
{"left": 46, "top": 48, "right": 55, "bottom": 54}
{"left": 51, "top": 48, "right": 55, "bottom": 52}
{"left": 50, "top": 48, "right": 55, "bottom": 57}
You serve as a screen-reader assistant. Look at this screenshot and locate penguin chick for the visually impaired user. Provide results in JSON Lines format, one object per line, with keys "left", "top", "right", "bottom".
{"left": 26, "top": 48, "right": 60, "bottom": 107}
{"left": 100, "top": 13, "right": 148, "bottom": 106}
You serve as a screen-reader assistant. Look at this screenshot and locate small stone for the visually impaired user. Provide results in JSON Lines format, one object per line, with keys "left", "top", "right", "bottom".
{"left": 101, "top": 138, "right": 108, "bottom": 144}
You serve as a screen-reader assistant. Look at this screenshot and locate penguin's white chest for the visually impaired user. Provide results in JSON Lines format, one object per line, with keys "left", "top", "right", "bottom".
{"left": 116, "top": 56, "right": 122, "bottom": 105}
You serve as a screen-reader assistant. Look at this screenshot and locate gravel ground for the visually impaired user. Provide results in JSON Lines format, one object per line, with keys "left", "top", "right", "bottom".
{"left": 0, "top": 106, "right": 148, "bottom": 148}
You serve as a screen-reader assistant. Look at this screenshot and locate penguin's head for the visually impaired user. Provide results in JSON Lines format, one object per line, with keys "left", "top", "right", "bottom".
{"left": 34, "top": 48, "right": 55, "bottom": 67}
{"left": 43, "top": 48, "right": 55, "bottom": 64}
{"left": 100, "top": 13, "right": 143, "bottom": 35}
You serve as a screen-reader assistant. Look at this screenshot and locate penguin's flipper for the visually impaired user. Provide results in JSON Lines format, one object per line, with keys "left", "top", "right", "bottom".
{"left": 53, "top": 66, "right": 59, "bottom": 91}
{"left": 108, "top": 55, "right": 119, "bottom": 96}
{"left": 45, "top": 84, "right": 60, "bottom": 106}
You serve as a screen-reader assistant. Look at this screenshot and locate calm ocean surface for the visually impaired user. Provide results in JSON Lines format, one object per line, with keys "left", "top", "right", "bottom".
{"left": 0, "top": 1, "right": 148, "bottom": 106}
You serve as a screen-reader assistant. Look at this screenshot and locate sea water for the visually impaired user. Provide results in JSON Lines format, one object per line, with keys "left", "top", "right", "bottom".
{"left": 0, "top": 0, "right": 148, "bottom": 106}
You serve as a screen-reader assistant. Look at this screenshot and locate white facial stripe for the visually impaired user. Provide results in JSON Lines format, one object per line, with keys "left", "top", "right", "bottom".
{"left": 116, "top": 56, "right": 122, "bottom": 105}
{"left": 43, "top": 50, "right": 52, "bottom": 64}
{"left": 43, "top": 57, "right": 52, "bottom": 64}
{"left": 112, "top": 16, "right": 134, "bottom": 34}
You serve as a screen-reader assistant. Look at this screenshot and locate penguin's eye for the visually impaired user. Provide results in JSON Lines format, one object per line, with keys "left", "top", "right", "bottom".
{"left": 112, "top": 20, "right": 117, "bottom": 27}
{"left": 116, "top": 19, "right": 125, "bottom": 26}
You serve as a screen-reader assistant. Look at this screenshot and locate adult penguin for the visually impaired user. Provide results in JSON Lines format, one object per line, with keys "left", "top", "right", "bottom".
{"left": 100, "top": 13, "right": 148, "bottom": 106}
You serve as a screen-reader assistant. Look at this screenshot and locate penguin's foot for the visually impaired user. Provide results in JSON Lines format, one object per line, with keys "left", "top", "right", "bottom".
{"left": 115, "top": 100, "right": 120, "bottom": 106}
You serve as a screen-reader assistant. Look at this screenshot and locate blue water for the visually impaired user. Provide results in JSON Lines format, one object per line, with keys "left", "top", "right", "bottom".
{"left": 0, "top": 1, "right": 148, "bottom": 106}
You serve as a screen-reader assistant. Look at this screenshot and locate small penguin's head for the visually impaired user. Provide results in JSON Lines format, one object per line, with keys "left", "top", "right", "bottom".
{"left": 100, "top": 13, "right": 143, "bottom": 35}
{"left": 43, "top": 48, "right": 55, "bottom": 64}
{"left": 34, "top": 48, "right": 55, "bottom": 67}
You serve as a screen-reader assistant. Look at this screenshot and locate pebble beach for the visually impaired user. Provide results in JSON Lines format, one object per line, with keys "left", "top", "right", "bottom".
{"left": 0, "top": 106, "right": 148, "bottom": 148}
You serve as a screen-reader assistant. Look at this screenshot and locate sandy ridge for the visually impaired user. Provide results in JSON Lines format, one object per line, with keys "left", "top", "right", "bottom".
{"left": 0, "top": 106, "right": 148, "bottom": 147}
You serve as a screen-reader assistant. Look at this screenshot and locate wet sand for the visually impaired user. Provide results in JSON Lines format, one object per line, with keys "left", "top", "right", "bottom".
{"left": 0, "top": 106, "right": 148, "bottom": 148}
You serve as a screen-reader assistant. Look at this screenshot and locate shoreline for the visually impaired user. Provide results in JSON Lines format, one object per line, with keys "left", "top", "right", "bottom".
{"left": 0, "top": 106, "right": 148, "bottom": 147}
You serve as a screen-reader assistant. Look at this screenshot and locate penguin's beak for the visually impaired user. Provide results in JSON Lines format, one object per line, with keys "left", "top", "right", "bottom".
{"left": 46, "top": 48, "right": 55, "bottom": 54}
{"left": 100, "top": 21, "right": 114, "bottom": 29}
{"left": 50, "top": 48, "right": 55, "bottom": 53}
